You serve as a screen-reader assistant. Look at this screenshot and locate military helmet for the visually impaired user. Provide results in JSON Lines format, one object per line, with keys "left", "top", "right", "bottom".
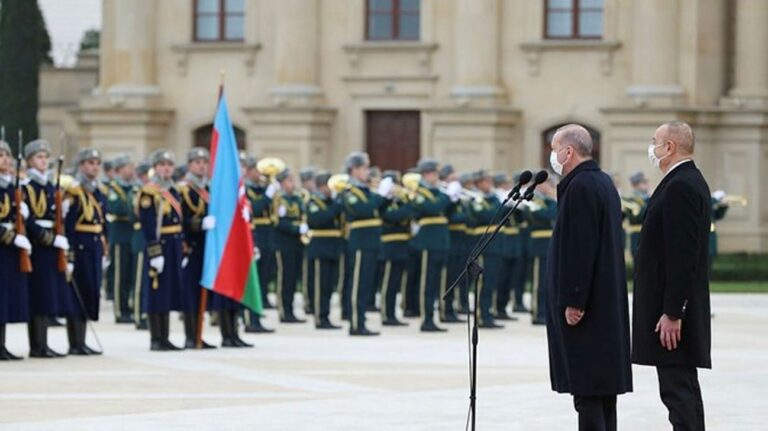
{"left": 473, "top": 169, "right": 491, "bottom": 183}
{"left": 150, "top": 149, "right": 175, "bottom": 166}
{"left": 24, "top": 139, "right": 51, "bottom": 160}
{"left": 187, "top": 147, "right": 210, "bottom": 163}
{"left": 136, "top": 159, "right": 151, "bottom": 176}
{"left": 299, "top": 166, "right": 317, "bottom": 183}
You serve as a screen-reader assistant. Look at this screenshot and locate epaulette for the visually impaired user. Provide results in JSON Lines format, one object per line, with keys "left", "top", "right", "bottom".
{"left": 98, "top": 183, "right": 109, "bottom": 195}
{"left": 67, "top": 181, "right": 83, "bottom": 195}
{"left": 140, "top": 184, "right": 160, "bottom": 195}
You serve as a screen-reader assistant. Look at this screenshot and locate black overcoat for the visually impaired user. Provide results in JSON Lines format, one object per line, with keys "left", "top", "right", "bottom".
{"left": 632, "top": 161, "right": 712, "bottom": 368}
{"left": 545, "top": 160, "right": 633, "bottom": 396}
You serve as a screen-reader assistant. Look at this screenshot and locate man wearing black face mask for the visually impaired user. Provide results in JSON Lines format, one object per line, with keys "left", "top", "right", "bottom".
{"left": 634, "top": 121, "right": 711, "bottom": 430}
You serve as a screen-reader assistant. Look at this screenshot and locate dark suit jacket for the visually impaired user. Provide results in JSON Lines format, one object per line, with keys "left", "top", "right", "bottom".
{"left": 632, "top": 160, "right": 712, "bottom": 368}
{"left": 546, "top": 160, "right": 633, "bottom": 396}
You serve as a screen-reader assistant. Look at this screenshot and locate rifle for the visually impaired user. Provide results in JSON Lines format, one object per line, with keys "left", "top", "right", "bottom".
{"left": 54, "top": 134, "right": 67, "bottom": 272}
{"left": 16, "top": 130, "right": 32, "bottom": 273}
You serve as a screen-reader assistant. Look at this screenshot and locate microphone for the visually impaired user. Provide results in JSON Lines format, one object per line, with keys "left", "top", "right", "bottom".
{"left": 506, "top": 170, "right": 533, "bottom": 201}
{"left": 523, "top": 170, "right": 549, "bottom": 200}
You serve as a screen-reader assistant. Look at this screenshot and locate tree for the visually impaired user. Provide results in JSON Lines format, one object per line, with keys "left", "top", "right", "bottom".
{"left": 79, "top": 29, "right": 100, "bottom": 51}
{"left": 0, "top": 0, "right": 52, "bottom": 148}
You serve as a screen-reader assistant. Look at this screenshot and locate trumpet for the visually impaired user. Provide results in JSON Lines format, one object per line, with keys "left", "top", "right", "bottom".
{"left": 402, "top": 172, "right": 421, "bottom": 193}
{"left": 721, "top": 195, "right": 748, "bottom": 206}
{"left": 328, "top": 173, "right": 350, "bottom": 194}
{"left": 256, "top": 157, "right": 286, "bottom": 180}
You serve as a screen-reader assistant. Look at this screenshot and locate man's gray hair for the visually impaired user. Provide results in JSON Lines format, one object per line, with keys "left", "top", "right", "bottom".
{"left": 662, "top": 121, "right": 695, "bottom": 154}
{"left": 555, "top": 124, "right": 593, "bottom": 157}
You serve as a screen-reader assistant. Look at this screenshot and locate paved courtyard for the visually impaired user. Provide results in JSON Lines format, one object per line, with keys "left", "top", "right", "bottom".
{"left": 1, "top": 293, "right": 765, "bottom": 430}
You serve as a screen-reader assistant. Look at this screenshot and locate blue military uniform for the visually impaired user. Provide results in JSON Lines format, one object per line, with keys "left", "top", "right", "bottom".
{"left": 138, "top": 159, "right": 185, "bottom": 351}
{"left": 106, "top": 175, "right": 139, "bottom": 323}
{"left": 527, "top": 193, "right": 557, "bottom": 324}
{"left": 469, "top": 191, "right": 504, "bottom": 328}
{"left": 305, "top": 190, "right": 344, "bottom": 328}
{"left": 24, "top": 164, "right": 70, "bottom": 357}
{"left": 272, "top": 187, "right": 306, "bottom": 323}
{"left": 379, "top": 189, "right": 412, "bottom": 325}
{"left": 0, "top": 170, "right": 29, "bottom": 360}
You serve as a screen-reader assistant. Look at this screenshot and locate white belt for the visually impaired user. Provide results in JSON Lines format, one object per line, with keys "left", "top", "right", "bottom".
{"left": 35, "top": 220, "right": 54, "bottom": 229}
{"left": 0, "top": 222, "right": 13, "bottom": 230}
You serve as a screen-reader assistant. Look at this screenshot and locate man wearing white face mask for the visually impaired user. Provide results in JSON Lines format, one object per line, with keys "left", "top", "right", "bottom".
{"left": 633, "top": 121, "right": 711, "bottom": 430}
{"left": 545, "top": 124, "right": 632, "bottom": 431}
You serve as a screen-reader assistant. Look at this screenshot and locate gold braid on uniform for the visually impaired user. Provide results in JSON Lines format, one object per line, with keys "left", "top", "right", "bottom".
{"left": 179, "top": 184, "right": 205, "bottom": 232}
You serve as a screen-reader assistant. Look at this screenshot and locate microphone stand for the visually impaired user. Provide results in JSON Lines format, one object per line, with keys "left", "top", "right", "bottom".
{"left": 442, "top": 186, "right": 536, "bottom": 431}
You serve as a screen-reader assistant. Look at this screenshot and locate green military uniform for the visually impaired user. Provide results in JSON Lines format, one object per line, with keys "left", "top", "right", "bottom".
{"left": 106, "top": 174, "right": 139, "bottom": 324}
{"left": 494, "top": 202, "right": 525, "bottom": 321}
{"left": 272, "top": 186, "right": 306, "bottom": 323}
{"left": 379, "top": 188, "right": 412, "bottom": 325}
{"left": 469, "top": 191, "right": 504, "bottom": 328}
{"left": 622, "top": 192, "right": 648, "bottom": 263}
{"left": 445, "top": 198, "right": 470, "bottom": 317}
{"left": 410, "top": 180, "right": 454, "bottom": 331}
{"left": 305, "top": 188, "right": 344, "bottom": 329}
{"left": 527, "top": 192, "right": 557, "bottom": 325}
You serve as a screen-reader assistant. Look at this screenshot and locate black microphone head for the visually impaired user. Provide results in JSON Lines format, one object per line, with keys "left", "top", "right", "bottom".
{"left": 517, "top": 170, "right": 533, "bottom": 185}
{"left": 533, "top": 170, "right": 549, "bottom": 185}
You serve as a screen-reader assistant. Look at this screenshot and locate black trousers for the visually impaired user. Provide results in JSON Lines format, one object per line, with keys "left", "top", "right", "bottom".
{"left": 276, "top": 250, "right": 302, "bottom": 320}
{"left": 657, "top": 366, "right": 705, "bottom": 431}
{"left": 310, "top": 257, "right": 339, "bottom": 324}
{"left": 573, "top": 395, "right": 617, "bottom": 431}
{"left": 380, "top": 260, "right": 406, "bottom": 321}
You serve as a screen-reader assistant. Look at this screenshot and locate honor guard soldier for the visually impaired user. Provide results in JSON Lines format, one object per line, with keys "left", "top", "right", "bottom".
{"left": 0, "top": 139, "right": 30, "bottom": 360}
{"left": 305, "top": 171, "right": 344, "bottom": 329}
{"left": 410, "top": 159, "right": 460, "bottom": 332}
{"left": 624, "top": 171, "right": 650, "bottom": 263}
{"left": 138, "top": 150, "right": 184, "bottom": 351}
{"left": 378, "top": 170, "right": 412, "bottom": 327}
{"left": 342, "top": 151, "right": 392, "bottom": 336}
{"left": 64, "top": 148, "right": 108, "bottom": 355}
{"left": 525, "top": 175, "right": 558, "bottom": 325}
{"left": 242, "top": 156, "right": 275, "bottom": 332}
{"left": 469, "top": 170, "right": 505, "bottom": 329}
{"left": 493, "top": 172, "right": 523, "bottom": 322}
{"left": 272, "top": 168, "right": 309, "bottom": 323}
{"left": 106, "top": 155, "right": 139, "bottom": 324}
{"left": 24, "top": 139, "right": 70, "bottom": 358}
{"left": 441, "top": 165, "right": 468, "bottom": 323}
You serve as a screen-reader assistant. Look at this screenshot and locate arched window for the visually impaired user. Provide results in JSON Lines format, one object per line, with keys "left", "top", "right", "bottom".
{"left": 541, "top": 123, "right": 601, "bottom": 168}
{"left": 194, "top": 0, "right": 245, "bottom": 42}
{"left": 194, "top": 124, "right": 246, "bottom": 150}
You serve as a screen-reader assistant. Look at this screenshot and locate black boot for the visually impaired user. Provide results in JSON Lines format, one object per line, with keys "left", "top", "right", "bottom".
{"left": 229, "top": 311, "right": 253, "bottom": 348}
{"left": 67, "top": 319, "right": 88, "bottom": 356}
{"left": 161, "top": 313, "right": 183, "bottom": 351}
{"left": 78, "top": 319, "right": 101, "bottom": 355}
{"left": 184, "top": 313, "right": 215, "bottom": 349}
{"left": 149, "top": 314, "right": 164, "bottom": 351}
{"left": 0, "top": 325, "right": 23, "bottom": 361}
{"left": 29, "top": 316, "right": 64, "bottom": 358}
{"left": 244, "top": 313, "right": 274, "bottom": 334}
{"left": 220, "top": 310, "right": 237, "bottom": 348}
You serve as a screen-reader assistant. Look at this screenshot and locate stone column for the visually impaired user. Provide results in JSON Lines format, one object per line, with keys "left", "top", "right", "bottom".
{"left": 271, "top": 0, "right": 322, "bottom": 105}
{"left": 99, "top": 0, "right": 159, "bottom": 101}
{"left": 728, "top": 0, "right": 768, "bottom": 106}
{"left": 625, "top": 0, "right": 683, "bottom": 106}
{"left": 450, "top": 0, "right": 505, "bottom": 105}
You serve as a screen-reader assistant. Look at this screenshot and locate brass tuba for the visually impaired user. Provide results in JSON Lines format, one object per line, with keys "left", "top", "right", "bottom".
{"left": 328, "top": 173, "right": 350, "bottom": 195}
{"left": 256, "top": 157, "right": 286, "bottom": 180}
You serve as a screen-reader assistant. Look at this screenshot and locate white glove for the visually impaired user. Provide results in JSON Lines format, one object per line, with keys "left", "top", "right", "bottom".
{"left": 446, "top": 181, "right": 462, "bottom": 202}
{"left": 253, "top": 246, "right": 261, "bottom": 261}
{"left": 202, "top": 215, "right": 216, "bottom": 231}
{"left": 20, "top": 202, "right": 30, "bottom": 220}
{"left": 712, "top": 190, "right": 725, "bottom": 201}
{"left": 150, "top": 256, "right": 165, "bottom": 274}
{"left": 181, "top": 256, "right": 189, "bottom": 268}
{"left": 61, "top": 199, "right": 71, "bottom": 219}
{"left": 66, "top": 262, "right": 74, "bottom": 275}
{"left": 13, "top": 234, "right": 32, "bottom": 252}
{"left": 53, "top": 235, "right": 70, "bottom": 251}
{"left": 266, "top": 182, "right": 279, "bottom": 199}
{"left": 331, "top": 190, "right": 338, "bottom": 199}
{"left": 102, "top": 256, "right": 111, "bottom": 270}
{"left": 520, "top": 200, "right": 541, "bottom": 212}
{"left": 376, "top": 177, "right": 394, "bottom": 197}
{"left": 278, "top": 205, "right": 287, "bottom": 217}
{"left": 410, "top": 223, "right": 420, "bottom": 236}
{"left": 299, "top": 223, "right": 309, "bottom": 235}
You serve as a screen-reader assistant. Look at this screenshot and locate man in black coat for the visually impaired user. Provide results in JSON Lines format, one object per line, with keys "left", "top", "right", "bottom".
{"left": 634, "top": 121, "right": 711, "bottom": 430}
{"left": 545, "top": 124, "right": 632, "bottom": 431}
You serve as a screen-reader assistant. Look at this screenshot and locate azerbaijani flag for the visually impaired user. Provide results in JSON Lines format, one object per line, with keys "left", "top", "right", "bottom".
{"left": 201, "top": 91, "right": 262, "bottom": 313}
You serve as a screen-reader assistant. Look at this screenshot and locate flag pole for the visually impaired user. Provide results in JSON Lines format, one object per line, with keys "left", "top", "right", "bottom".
{"left": 195, "top": 70, "right": 226, "bottom": 349}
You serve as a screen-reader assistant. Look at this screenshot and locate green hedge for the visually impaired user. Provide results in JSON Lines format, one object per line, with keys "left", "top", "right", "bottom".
{"left": 627, "top": 253, "right": 768, "bottom": 282}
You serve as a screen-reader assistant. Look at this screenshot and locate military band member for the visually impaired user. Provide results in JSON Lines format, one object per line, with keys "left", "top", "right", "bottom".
{"left": 492, "top": 172, "right": 522, "bottom": 322}
{"left": 0, "top": 139, "right": 30, "bottom": 360}
{"left": 63, "top": 148, "right": 108, "bottom": 355}
{"left": 402, "top": 167, "right": 422, "bottom": 319}
{"left": 624, "top": 171, "right": 650, "bottom": 262}
{"left": 298, "top": 167, "right": 317, "bottom": 315}
{"left": 138, "top": 150, "right": 184, "bottom": 351}
{"left": 379, "top": 170, "right": 412, "bottom": 326}
{"left": 511, "top": 170, "right": 532, "bottom": 313}
{"left": 709, "top": 190, "right": 730, "bottom": 272}
{"left": 411, "top": 159, "right": 459, "bottom": 332}
{"left": 342, "top": 152, "right": 392, "bottom": 336}
{"left": 305, "top": 171, "right": 344, "bottom": 329}
{"left": 242, "top": 156, "right": 275, "bottom": 333}
{"left": 272, "top": 169, "right": 309, "bottom": 323}
{"left": 136, "top": 159, "right": 151, "bottom": 185}
{"left": 469, "top": 170, "right": 505, "bottom": 329}
{"left": 24, "top": 139, "right": 70, "bottom": 358}
{"left": 106, "top": 155, "right": 138, "bottom": 324}
{"left": 440, "top": 165, "right": 467, "bottom": 323}
{"left": 525, "top": 175, "right": 558, "bottom": 325}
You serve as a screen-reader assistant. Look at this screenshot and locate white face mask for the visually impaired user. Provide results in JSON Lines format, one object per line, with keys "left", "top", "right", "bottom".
{"left": 550, "top": 150, "right": 565, "bottom": 176}
{"left": 647, "top": 143, "right": 668, "bottom": 170}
